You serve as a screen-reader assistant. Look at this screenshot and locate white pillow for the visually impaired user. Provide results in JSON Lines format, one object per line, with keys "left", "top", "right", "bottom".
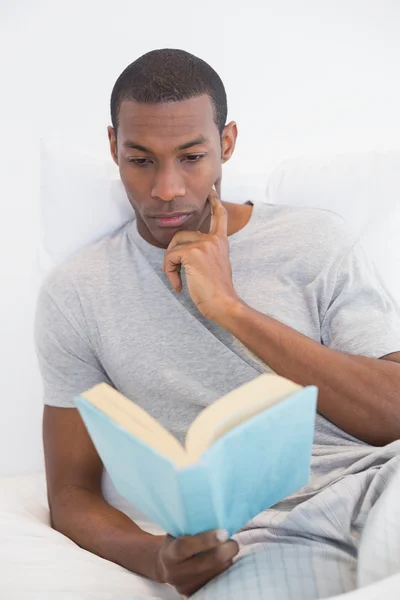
{"left": 40, "top": 139, "right": 268, "bottom": 269}
{"left": 266, "top": 150, "right": 400, "bottom": 306}
{"left": 40, "top": 139, "right": 134, "bottom": 268}
{"left": 266, "top": 151, "right": 400, "bottom": 235}
{"left": 362, "top": 203, "right": 400, "bottom": 307}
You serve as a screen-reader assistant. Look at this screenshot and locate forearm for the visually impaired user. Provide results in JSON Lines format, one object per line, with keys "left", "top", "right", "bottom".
{"left": 219, "top": 302, "right": 400, "bottom": 445}
{"left": 51, "top": 484, "right": 164, "bottom": 580}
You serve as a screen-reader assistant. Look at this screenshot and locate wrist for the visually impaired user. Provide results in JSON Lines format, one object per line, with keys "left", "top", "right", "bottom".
{"left": 214, "top": 297, "right": 249, "bottom": 330}
{"left": 119, "top": 532, "right": 166, "bottom": 582}
{"left": 149, "top": 535, "right": 168, "bottom": 583}
{"left": 152, "top": 535, "right": 168, "bottom": 583}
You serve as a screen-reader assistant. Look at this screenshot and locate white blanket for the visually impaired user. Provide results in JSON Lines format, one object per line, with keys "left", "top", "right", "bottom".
{"left": 1, "top": 473, "right": 400, "bottom": 600}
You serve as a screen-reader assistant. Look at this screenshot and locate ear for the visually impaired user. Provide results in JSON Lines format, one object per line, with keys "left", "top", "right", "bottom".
{"left": 107, "top": 126, "right": 118, "bottom": 166}
{"left": 221, "top": 121, "right": 238, "bottom": 164}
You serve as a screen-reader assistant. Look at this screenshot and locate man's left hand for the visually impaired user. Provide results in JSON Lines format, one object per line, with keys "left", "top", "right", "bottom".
{"left": 163, "top": 187, "right": 242, "bottom": 322}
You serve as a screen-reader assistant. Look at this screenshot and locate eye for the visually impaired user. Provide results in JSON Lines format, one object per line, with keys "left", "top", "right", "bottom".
{"left": 182, "top": 154, "right": 206, "bottom": 163}
{"left": 127, "top": 158, "right": 154, "bottom": 167}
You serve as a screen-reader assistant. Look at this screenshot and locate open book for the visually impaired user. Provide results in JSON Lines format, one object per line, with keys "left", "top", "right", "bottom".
{"left": 75, "top": 374, "right": 317, "bottom": 537}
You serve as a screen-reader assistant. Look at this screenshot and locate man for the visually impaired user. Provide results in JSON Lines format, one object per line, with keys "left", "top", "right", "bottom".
{"left": 35, "top": 49, "right": 400, "bottom": 599}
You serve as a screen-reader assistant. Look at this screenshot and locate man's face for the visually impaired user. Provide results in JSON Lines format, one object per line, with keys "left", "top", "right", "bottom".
{"left": 108, "top": 95, "right": 237, "bottom": 248}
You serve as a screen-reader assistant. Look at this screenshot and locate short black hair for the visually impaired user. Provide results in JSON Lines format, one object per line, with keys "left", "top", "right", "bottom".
{"left": 110, "top": 48, "right": 227, "bottom": 135}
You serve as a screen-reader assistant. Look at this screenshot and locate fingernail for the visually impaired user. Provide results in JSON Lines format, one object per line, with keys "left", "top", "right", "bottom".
{"left": 216, "top": 529, "right": 229, "bottom": 543}
{"left": 212, "top": 184, "right": 217, "bottom": 192}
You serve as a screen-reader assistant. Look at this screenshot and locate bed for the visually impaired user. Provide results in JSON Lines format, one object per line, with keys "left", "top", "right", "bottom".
{"left": 1, "top": 145, "right": 400, "bottom": 599}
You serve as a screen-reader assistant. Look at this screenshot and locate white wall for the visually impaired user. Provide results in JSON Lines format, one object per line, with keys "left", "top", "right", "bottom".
{"left": 1, "top": 0, "right": 400, "bottom": 475}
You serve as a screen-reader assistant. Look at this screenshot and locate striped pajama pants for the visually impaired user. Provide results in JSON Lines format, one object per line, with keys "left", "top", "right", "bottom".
{"left": 192, "top": 455, "right": 400, "bottom": 600}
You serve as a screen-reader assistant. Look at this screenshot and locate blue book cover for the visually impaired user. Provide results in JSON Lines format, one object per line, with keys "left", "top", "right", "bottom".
{"left": 74, "top": 375, "right": 317, "bottom": 538}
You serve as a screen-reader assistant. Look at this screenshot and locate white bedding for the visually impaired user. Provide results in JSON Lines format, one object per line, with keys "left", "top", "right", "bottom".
{"left": 1, "top": 473, "right": 399, "bottom": 600}
{"left": 0, "top": 473, "right": 179, "bottom": 600}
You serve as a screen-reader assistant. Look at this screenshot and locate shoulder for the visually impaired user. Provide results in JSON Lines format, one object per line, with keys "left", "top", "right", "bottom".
{"left": 252, "top": 203, "right": 358, "bottom": 258}
{"left": 39, "top": 220, "right": 133, "bottom": 307}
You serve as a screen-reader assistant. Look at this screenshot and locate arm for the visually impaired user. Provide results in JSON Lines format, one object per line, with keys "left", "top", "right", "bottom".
{"left": 37, "top": 277, "right": 237, "bottom": 596}
{"left": 37, "top": 287, "right": 163, "bottom": 577}
{"left": 163, "top": 189, "right": 400, "bottom": 447}
{"left": 217, "top": 302, "right": 400, "bottom": 446}
{"left": 44, "top": 406, "right": 237, "bottom": 595}
{"left": 43, "top": 405, "right": 164, "bottom": 580}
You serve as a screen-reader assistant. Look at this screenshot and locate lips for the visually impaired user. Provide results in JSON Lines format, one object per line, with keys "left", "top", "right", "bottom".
{"left": 152, "top": 214, "right": 192, "bottom": 228}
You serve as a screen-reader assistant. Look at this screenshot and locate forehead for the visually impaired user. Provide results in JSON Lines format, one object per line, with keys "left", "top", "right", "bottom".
{"left": 117, "top": 95, "right": 219, "bottom": 148}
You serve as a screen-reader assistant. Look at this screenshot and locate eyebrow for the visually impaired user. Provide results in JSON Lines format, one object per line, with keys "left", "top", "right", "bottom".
{"left": 122, "top": 135, "right": 210, "bottom": 153}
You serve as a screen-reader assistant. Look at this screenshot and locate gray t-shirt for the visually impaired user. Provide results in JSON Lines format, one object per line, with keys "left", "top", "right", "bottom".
{"left": 35, "top": 202, "right": 400, "bottom": 514}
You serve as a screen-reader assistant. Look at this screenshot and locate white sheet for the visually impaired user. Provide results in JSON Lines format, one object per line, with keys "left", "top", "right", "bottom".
{"left": 1, "top": 473, "right": 399, "bottom": 600}
{"left": 0, "top": 473, "right": 179, "bottom": 600}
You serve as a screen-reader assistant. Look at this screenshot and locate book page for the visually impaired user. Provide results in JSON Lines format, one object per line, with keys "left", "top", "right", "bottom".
{"left": 184, "top": 374, "right": 302, "bottom": 463}
{"left": 81, "top": 383, "right": 187, "bottom": 465}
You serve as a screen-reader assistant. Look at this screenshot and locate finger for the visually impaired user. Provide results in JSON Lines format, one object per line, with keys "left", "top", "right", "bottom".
{"left": 185, "top": 540, "right": 238, "bottom": 573}
{"left": 167, "top": 529, "right": 229, "bottom": 562}
{"left": 163, "top": 232, "right": 203, "bottom": 292}
{"left": 166, "top": 229, "right": 204, "bottom": 252}
{"left": 173, "top": 555, "right": 235, "bottom": 597}
{"left": 208, "top": 185, "right": 228, "bottom": 238}
{"left": 162, "top": 252, "right": 183, "bottom": 293}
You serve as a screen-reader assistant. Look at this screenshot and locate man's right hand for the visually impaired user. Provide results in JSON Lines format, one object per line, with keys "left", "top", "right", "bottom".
{"left": 155, "top": 529, "right": 239, "bottom": 597}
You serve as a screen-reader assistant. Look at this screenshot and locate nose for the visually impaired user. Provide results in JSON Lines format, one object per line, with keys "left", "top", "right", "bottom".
{"left": 151, "top": 164, "right": 185, "bottom": 202}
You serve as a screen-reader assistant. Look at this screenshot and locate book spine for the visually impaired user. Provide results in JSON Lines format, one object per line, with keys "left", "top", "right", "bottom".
{"left": 178, "top": 461, "right": 218, "bottom": 536}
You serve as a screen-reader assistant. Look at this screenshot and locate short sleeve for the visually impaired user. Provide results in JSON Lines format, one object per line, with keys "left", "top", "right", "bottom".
{"left": 34, "top": 280, "right": 112, "bottom": 408}
{"left": 321, "top": 242, "right": 400, "bottom": 358}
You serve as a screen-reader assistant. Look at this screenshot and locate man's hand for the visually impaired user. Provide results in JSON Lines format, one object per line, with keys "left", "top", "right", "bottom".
{"left": 155, "top": 529, "right": 239, "bottom": 597}
{"left": 162, "top": 187, "right": 242, "bottom": 321}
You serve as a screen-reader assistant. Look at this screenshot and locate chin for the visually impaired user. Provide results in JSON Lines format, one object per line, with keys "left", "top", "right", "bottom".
{"left": 155, "top": 223, "right": 193, "bottom": 244}
{"left": 145, "top": 224, "right": 180, "bottom": 248}
{"left": 155, "top": 231, "right": 177, "bottom": 248}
